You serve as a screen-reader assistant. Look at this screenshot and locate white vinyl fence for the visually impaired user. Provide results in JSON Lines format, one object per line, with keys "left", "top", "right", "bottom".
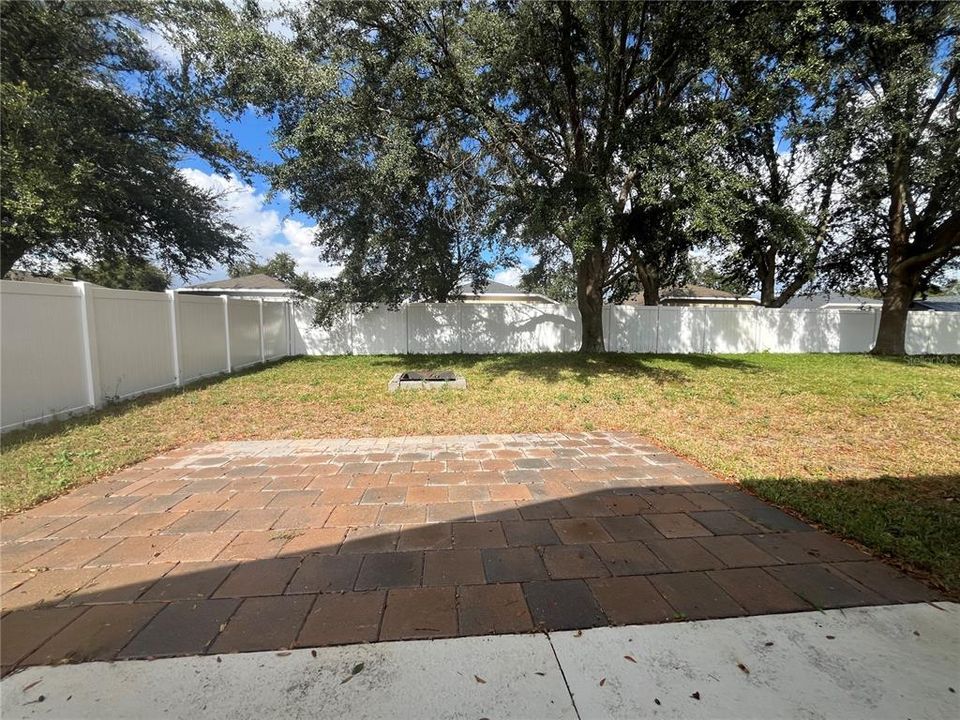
{"left": 292, "top": 302, "right": 960, "bottom": 357}
{"left": 1, "top": 280, "right": 292, "bottom": 431}
{"left": 3, "top": 283, "right": 957, "bottom": 431}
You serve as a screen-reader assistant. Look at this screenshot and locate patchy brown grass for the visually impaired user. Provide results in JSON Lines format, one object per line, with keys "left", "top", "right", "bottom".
{"left": 3, "top": 353, "right": 959, "bottom": 587}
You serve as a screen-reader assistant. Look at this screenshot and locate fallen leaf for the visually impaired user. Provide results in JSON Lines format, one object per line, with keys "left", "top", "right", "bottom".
{"left": 535, "top": 672, "right": 546, "bottom": 677}
{"left": 690, "top": 691, "right": 700, "bottom": 700}
{"left": 474, "top": 675, "right": 486, "bottom": 684}
{"left": 599, "top": 678, "right": 606, "bottom": 687}
{"left": 624, "top": 655, "right": 637, "bottom": 663}
{"left": 825, "top": 635, "right": 835, "bottom": 640}
{"left": 737, "top": 662, "right": 750, "bottom": 674}
{"left": 340, "top": 662, "right": 365, "bottom": 684}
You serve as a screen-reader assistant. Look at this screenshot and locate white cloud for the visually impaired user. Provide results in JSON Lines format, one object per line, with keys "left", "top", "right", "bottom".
{"left": 138, "top": 25, "right": 181, "bottom": 68}
{"left": 493, "top": 250, "right": 539, "bottom": 288}
{"left": 493, "top": 267, "right": 523, "bottom": 287}
{"left": 179, "top": 168, "right": 340, "bottom": 279}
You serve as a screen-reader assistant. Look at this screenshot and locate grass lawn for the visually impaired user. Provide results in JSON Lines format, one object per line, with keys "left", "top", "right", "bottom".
{"left": 3, "top": 353, "right": 959, "bottom": 592}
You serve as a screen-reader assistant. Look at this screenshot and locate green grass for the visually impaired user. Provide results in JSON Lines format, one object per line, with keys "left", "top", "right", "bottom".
{"left": 2, "top": 353, "right": 959, "bottom": 590}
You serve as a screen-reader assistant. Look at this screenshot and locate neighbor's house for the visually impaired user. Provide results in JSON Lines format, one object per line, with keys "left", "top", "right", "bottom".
{"left": 783, "top": 293, "right": 882, "bottom": 311}
{"left": 175, "top": 274, "right": 296, "bottom": 300}
{"left": 456, "top": 280, "right": 556, "bottom": 304}
{"left": 3, "top": 270, "right": 82, "bottom": 285}
{"left": 910, "top": 296, "right": 960, "bottom": 312}
{"left": 624, "top": 285, "right": 760, "bottom": 307}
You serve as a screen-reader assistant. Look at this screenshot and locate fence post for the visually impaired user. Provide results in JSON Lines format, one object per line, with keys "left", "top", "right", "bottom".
{"left": 166, "top": 290, "right": 182, "bottom": 387}
{"left": 222, "top": 295, "right": 232, "bottom": 373}
{"left": 74, "top": 281, "right": 103, "bottom": 408}
{"left": 654, "top": 305, "right": 661, "bottom": 354}
{"left": 258, "top": 299, "right": 265, "bottom": 363}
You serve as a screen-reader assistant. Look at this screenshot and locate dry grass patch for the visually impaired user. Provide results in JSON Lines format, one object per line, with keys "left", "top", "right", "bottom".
{"left": 2, "top": 353, "right": 958, "bottom": 588}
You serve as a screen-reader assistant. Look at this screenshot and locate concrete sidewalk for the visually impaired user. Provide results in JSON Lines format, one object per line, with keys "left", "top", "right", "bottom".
{"left": 3, "top": 602, "right": 957, "bottom": 720}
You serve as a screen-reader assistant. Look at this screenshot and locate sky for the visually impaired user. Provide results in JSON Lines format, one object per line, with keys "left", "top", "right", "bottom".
{"left": 174, "top": 109, "right": 341, "bottom": 287}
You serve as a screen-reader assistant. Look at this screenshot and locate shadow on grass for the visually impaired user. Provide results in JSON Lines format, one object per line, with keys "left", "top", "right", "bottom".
{"left": 363, "top": 352, "right": 762, "bottom": 385}
{"left": 867, "top": 354, "right": 960, "bottom": 368}
{"left": 743, "top": 474, "right": 960, "bottom": 594}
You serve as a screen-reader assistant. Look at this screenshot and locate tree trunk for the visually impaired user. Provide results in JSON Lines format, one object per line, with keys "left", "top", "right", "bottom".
{"left": 636, "top": 264, "right": 659, "bottom": 306}
{"left": 0, "top": 233, "right": 27, "bottom": 277}
{"left": 759, "top": 247, "right": 776, "bottom": 306}
{"left": 871, "top": 265, "right": 918, "bottom": 356}
{"left": 576, "top": 247, "right": 606, "bottom": 352}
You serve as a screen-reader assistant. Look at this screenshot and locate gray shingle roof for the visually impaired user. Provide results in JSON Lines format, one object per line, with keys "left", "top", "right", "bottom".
{"left": 912, "top": 296, "right": 960, "bottom": 312}
{"left": 783, "top": 293, "right": 882, "bottom": 309}
{"left": 186, "top": 273, "right": 291, "bottom": 290}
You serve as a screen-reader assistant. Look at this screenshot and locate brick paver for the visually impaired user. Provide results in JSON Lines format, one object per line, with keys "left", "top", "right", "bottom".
{"left": 0, "top": 431, "right": 940, "bottom": 673}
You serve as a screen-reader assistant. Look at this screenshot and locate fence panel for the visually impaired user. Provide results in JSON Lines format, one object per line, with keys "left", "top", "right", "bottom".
{"left": 906, "top": 311, "right": 960, "bottom": 355}
{"left": 0, "top": 281, "right": 90, "bottom": 430}
{"left": 462, "top": 303, "right": 580, "bottom": 353}
{"left": 408, "top": 304, "right": 461, "bottom": 354}
{"left": 837, "top": 310, "right": 879, "bottom": 352}
{"left": 609, "top": 306, "right": 658, "bottom": 353}
{"left": 177, "top": 294, "right": 228, "bottom": 382}
{"left": 228, "top": 298, "right": 262, "bottom": 369}
{"left": 700, "top": 308, "right": 760, "bottom": 354}
{"left": 92, "top": 287, "right": 176, "bottom": 400}
{"left": 352, "top": 305, "right": 407, "bottom": 355}
{"left": 262, "top": 301, "right": 288, "bottom": 359}
{"left": 290, "top": 301, "right": 351, "bottom": 355}
{"left": 656, "top": 307, "right": 706, "bottom": 354}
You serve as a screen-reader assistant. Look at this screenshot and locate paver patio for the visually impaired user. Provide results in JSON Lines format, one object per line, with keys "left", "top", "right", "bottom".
{"left": 0, "top": 432, "right": 938, "bottom": 674}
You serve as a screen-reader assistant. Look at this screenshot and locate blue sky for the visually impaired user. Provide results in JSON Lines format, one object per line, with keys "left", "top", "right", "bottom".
{"left": 175, "top": 108, "right": 337, "bottom": 287}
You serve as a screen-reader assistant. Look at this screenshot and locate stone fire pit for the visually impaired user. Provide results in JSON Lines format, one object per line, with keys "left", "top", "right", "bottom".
{"left": 388, "top": 370, "right": 467, "bottom": 392}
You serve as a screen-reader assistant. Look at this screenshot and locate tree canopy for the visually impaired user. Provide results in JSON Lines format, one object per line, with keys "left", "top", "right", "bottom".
{"left": 0, "top": 0, "right": 251, "bottom": 278}
{"left": 4, "top": 0, "right": 955, "bottom": 355}
{"left": 70, "top": 257, "right": 170, "bottom": 292}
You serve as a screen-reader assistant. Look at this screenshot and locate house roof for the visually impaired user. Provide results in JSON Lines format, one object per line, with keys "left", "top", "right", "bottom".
{"left": 459, "top": 280, "right": 527, "bottom": 295}
{"left": 457, "top": 280, "right": 555, "bottom": 302}
{"left": 660, "top": 285, "right": 756, "bottom": 301}
{"left": 783, "top": 293, "right": 882, "bottom": 309}
{"left": 912, "top": 296, "right": 960, "bottom": 312}
{"left": 185, "top": 273, "right": 291, "bottom": 290}
{"left": 3, "top": 270, "right": 81, "bottom": 285}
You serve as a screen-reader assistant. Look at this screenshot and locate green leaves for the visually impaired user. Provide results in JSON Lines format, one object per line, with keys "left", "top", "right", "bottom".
{"left": 0, "top": 0, "right": 251, "bottom": 277}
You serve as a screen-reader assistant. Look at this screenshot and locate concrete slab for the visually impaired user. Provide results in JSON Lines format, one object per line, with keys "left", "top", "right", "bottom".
{"left": 3, "top": 603, "right": 957, "bottom": 719}
{"left": 1, "top": 633, "right": 574, "bottom": 720}
{"left": 552, "top": 602, "right": 960, "bottom": 720}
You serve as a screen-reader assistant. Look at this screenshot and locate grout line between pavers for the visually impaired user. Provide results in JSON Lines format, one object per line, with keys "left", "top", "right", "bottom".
{"left": 546, "top": 631, "right": 582, "bottom": 720}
